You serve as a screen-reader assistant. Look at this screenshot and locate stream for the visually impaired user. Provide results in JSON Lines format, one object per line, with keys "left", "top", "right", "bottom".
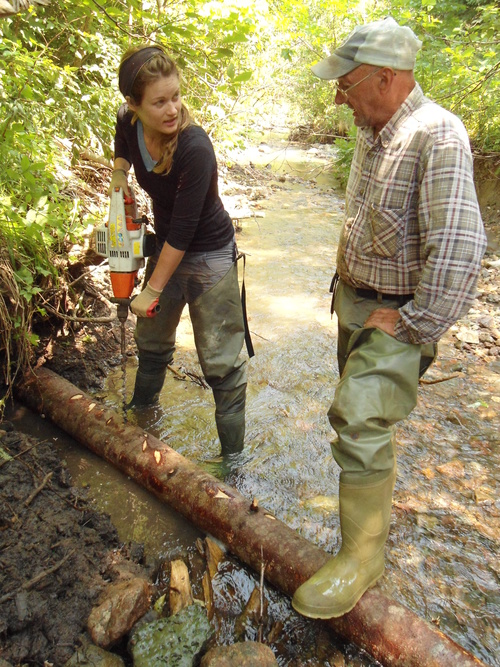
{"left": 9, "top": 136, "right": 499, "bottom": 666}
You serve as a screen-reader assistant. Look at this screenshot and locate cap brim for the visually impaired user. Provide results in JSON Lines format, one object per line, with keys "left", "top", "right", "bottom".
{"left": 311, "top": 54, "right": 359, "bottom": 80}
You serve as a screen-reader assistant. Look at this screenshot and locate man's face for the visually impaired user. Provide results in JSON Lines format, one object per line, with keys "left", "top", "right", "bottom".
{"left": 334, "top": 65, "right": 384, "bottom": 131}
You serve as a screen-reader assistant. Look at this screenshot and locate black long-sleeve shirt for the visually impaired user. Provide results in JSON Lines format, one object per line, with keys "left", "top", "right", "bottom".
{"left": 114, "top": 104, "right": 234, "bottom": 252}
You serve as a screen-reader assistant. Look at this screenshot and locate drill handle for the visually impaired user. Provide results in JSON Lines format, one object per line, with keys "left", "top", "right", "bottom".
{"left": 146, "top": 299, "right": 161, "bottom": 317}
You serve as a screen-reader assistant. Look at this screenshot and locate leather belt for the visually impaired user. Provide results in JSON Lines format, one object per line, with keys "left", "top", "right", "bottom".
{"left": 355, "top": 287, "right": 413, "bottom": 305}
{"left": 329, "top": 271, "right": 414, "bottom": 317}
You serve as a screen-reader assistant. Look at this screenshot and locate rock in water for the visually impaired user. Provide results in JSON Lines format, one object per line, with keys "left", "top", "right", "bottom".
{"left": 131, "top": 603, "right": 212, "bottom": 667}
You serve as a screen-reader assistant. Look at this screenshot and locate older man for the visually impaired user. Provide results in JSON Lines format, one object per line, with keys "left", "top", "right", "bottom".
{"left": 292, "top": 17, "right": 486, "bottom": 619}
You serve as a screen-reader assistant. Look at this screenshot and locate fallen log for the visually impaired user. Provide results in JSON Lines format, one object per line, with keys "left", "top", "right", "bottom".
{"left": 15, "top": 367, "right": 489, "bottom": 667}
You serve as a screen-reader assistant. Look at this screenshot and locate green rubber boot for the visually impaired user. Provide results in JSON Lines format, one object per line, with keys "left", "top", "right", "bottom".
{"left": 292, "top": 470, "right": 394, "bottom": 619}
{"left": 202, "top": 409, "right": 245, "bottom": 480}
{"left": 216, "top": 408, "right": 246, "bottom": 457}
{"left": 126, "top": 369, "right": 167, "bottom": 408}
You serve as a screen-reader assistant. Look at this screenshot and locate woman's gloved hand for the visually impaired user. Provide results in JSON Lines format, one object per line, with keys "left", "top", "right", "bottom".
{"left": 130, "top": 282, "right": 162, "bottom": 318}
{"left": 108, "top": 168, "right": 129, "bottom": 196}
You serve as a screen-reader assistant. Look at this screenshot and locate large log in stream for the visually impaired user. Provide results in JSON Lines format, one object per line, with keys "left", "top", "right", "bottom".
{"left": 15, "top": 367, "right": 488, "bottom": 667}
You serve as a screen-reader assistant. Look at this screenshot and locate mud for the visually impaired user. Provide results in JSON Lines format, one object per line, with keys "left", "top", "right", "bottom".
{"left": 0, "top": 421, "right": 150, "bottom": 666}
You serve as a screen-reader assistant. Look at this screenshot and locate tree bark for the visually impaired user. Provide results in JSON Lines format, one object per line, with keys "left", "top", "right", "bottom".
{"left": 15, "top": 367, "right": 489, "bottom": 667}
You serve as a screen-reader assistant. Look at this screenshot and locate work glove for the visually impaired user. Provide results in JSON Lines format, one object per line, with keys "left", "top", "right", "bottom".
{"left": 130, "top": 282, "right": 162, "bottom": 318}
{"left": 107, "top": 168, "right": 129, "bottom": 196}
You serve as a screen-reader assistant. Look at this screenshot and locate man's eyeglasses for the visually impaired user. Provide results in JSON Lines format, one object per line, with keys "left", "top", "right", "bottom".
{"left": 334, "top": 67, "right": 384, "bottom": 100}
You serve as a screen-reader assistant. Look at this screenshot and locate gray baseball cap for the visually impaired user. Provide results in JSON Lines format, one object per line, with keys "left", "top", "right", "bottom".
{"left": 312, "top": 17, "right": 422, "bottom": 80}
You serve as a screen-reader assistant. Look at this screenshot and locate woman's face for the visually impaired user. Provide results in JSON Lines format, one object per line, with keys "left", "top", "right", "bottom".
{"left": 128, "top": 73, "right": 182, "bottom": 137}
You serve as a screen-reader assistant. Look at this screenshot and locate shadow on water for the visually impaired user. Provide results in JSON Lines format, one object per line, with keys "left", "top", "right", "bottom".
{"left": 10, "top": 138, "right": 499, "bottom": 666}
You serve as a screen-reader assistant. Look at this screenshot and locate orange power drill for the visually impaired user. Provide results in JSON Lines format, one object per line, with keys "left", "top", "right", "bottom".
{"left": 95, "top": 187, "right": 159, "bottom": 323}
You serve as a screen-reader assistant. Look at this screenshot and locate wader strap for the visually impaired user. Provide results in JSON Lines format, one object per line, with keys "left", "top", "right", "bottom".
{"left": 236, "top": 252, "right": 255, "bottom": 358}
{"left": 329, "top": 271, "right": 340, "bottom": 317}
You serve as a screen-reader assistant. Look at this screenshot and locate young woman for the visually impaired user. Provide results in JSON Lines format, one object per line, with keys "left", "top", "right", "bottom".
{"left": 108, "top": 45, "right": 247, "bottom": 460}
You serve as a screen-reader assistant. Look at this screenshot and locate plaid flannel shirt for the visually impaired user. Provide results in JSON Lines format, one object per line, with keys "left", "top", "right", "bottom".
{"left": 336, "top": 84, "right": 487, "bottom": 344}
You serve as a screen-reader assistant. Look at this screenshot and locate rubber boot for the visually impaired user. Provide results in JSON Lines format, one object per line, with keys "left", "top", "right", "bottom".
{"left": 292, "top": 469, "right": 395, "bottom": 619}
{"left": 126, "top": 369, "right": 167, "bottom": 408}
{"left": 189, "top": 262, "right": 247, "bottom": 464}
{"left": 292, "top": 310, "right": 422, "bottom": 619}
{"left": 216, "top": 408, "right": 246, "bottom": 457}
{"left": 201, "top": 409, "right": 246, "bottom": 479}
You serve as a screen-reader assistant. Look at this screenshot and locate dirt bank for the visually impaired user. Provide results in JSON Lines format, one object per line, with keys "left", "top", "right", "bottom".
{"left": 0, "top": 422, "right": 149, "bottom": 665}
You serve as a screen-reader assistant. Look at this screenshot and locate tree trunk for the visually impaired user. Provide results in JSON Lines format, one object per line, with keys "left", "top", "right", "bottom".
{"left": 15, "top": 367, "right": 488, "bottom": 667}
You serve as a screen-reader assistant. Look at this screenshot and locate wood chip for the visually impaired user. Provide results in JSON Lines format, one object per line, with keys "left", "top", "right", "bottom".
{"left": 205, "top": 537, "right": 224, "bottom": 579}
{"left": 169, "top": 560, "right": 193, "bottom": 615}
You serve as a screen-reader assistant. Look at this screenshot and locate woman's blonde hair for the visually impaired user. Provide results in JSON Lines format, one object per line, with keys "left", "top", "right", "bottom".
{"left": 120, "top": 46, "right": 192, "bottom": 175}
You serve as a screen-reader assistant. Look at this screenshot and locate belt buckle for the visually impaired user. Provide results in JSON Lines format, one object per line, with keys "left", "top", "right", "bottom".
{"left": 376, "top": 292, "right": 383, "bottom": 304}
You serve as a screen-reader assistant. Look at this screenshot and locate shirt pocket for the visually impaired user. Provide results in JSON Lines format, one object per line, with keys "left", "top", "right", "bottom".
{"left": 361, "top": 204, "right": 406, "bottom": 259}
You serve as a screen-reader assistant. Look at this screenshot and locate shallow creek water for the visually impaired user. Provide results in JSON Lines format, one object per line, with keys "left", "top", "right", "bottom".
{"left": 11, "top": 139, "right": 500, "bottom": 666}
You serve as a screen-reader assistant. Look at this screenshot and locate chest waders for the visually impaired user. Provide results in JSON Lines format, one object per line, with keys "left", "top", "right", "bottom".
{"left": 130, "top": 261, "right": 247, "bottom": 461}
{"left": 292, "top": 280, "right": 436, "bottom": 619}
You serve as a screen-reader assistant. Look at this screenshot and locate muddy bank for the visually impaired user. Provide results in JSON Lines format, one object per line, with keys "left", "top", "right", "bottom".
{"left": 0, "top": 422, "right": 149, "bottom": 665}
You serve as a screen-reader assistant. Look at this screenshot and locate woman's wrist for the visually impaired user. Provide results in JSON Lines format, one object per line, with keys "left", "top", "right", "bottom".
{"left": 113, "top": 168, "right": 128, "bottom": 176}
{"left": 146, "top": 280, "right": 163, "bottom": 296}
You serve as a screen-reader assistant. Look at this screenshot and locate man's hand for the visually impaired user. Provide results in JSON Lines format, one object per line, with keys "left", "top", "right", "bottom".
{"left": 130, "top": 282, "right": 162, "bottom": 318}
{"left": 364, "top": 307, "right": 401, "bottom": 337}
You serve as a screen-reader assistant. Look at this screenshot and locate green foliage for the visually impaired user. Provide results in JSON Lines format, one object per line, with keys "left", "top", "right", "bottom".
{"left": 267, "top": 0, "right": 373, "bottom": 131}
{"left": 0, "top": 0, "right": 262, "bottom": 390}
{"left": 0, "top": 36, "right": 81, "bottom": 303}
{"left": 331, "top": 130, "right": 357, "bottom": 189}
{"left": 271, "top": 0, "right": 499, "bottom": 153}
{"left": 386, "top": 0, "right": 499, "bottom": 151}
